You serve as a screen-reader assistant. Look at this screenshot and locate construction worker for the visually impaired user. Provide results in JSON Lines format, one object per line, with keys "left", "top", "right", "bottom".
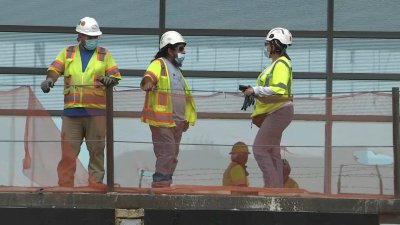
{"left": 282, "top": 159, "right": 299, "bottom": 188}
{"left": 241, "top": 27, "right": 294, "bottom": 188}
{"left": 140, "top": 31, "right": 197, "bottom": 188}
{"left": 41, "top": 17, "right": 121, "bottom": 189}
{"left": 223, "top": 142, "right": 250, "bottom": 187}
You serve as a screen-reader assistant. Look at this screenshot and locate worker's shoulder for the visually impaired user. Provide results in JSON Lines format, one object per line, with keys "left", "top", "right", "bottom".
{"left": 274, "top": 57, "right": 292, "bottom": 69}
{"left": 148, "top": 58, "right": 165, "bottom": 68}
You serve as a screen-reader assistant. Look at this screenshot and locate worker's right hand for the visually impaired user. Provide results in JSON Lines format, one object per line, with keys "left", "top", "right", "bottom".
{"left": 41, "top": 78, "right": 55, "bottom": 93}
{"left": 142, "top": 82, "right": 155, "bottom": 91}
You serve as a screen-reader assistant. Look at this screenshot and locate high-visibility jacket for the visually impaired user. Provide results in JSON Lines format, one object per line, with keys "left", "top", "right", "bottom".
{"left": 47, "top": 45, "right": 121, "bottom": 109}
{"left": 284, "top": 177, "right": 299, "bottom": 188}
{"left": 252, "top": 56, "right": 292, "bottom": 117}
{"left": 222, "top": 162, "right": 249, "bottom": 187}
{"left": 141, "top": 58, "right": 197, "bottom": 127}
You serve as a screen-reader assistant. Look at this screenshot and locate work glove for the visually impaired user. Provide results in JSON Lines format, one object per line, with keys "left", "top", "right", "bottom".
{"left": 41, "top": 78, "right": 55, "bottom": 93}
{"left": 101, "top": 76, "right": 115, "bottom": 87}
{"left": 241, "top": 94, "right": 255, "bottom": 111}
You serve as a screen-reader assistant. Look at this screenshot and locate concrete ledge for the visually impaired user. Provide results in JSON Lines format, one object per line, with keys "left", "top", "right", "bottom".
{"left": 0, "top": 191, "right": 399, "bottom": 216}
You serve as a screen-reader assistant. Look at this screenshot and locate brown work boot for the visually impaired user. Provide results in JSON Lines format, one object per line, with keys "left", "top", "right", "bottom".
{"left": 151, "top": 180, "right": 171, "bottom": 188}
{"left": 88, "top": 181, "right": 107, "bottom": 190}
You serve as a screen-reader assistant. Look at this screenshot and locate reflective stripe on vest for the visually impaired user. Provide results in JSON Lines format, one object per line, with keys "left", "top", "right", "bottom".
{"left": 265, "top": 59, "right": 292, "bottom": 97}
{"left": 66, "top": 46, "right": 77, "bottom": 59}
{"left": 63, "top": 46, "right": 108, "bottom": 109}
{"left": 49, "top": 59, "right": 65, "bottom": 73}
{"left": 141, "top": 59, "right": 174, "bottom": 126}
{"left": 141, "top": 58, "right": 197, "bottom": 127}
{"left": 66, "top": 46, "right": 106, "bottom": 61}
{"left": 106, "top": 66, "right": 120, "bottom": 76}
{"left": 97, "top": 47, "right": 106, "bottom": 61}
{"left": 64, "top": 93, "right": 106, "bottom": 106}
{"left": 64, "top": 87, "right": 106, "bottom": 108}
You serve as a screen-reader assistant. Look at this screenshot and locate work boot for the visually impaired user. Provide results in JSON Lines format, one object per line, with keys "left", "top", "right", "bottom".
{"left": 88, "top": 181, "right": 107, "bottom": 190}
{"left": 151, "top": 172, "right": 172, "bottom": 188}
{"left": 151, "top": 180, "right": 171, "bottom": 188}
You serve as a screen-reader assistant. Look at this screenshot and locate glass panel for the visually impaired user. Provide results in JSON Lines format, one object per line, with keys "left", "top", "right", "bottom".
{"left": 182, "top": 36, "right": 326, "bottom": 72}
{"left": 0, "top": 0, "right": 159, "bottom": 28}
{"left": 332, "top": 80, "right": 396, "bottom": 117}
{"left": 332, "top": 122, "right": 393, "bottom": 194}
{"left": 114, "top": 118, "right": 326, "bottom": 192}
{"left": 334, "top": 0, "right": 400, "bottom": 31}
{"left": 333, "top": 38, "right": 400, "bottom": 73}
{"left": 333, "top": 80, "right": 399, "bottom": 93}
{"left": 0, "top": 75, "right": 327, "bottom": 113}
{"left": 166, "top": 0, "right": 327, "bottom": 30}
{"left": 0, "top": 32, "right": 159, "bottom": 70}
{"left": 0, "top": 33, "right": 326, "bottom": 73}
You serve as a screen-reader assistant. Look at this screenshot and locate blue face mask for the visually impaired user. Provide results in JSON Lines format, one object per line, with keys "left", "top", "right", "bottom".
{"left": 175, "top": 53, "right": 185, "bottom": 65}
{"left": 84, "top": 39, "right": 98, "bottom": 50}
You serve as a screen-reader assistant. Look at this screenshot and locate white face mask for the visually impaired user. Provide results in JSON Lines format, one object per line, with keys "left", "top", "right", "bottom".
{"left": 175, "top": 52, "right": 185, "bottom": 66}
{"left": 263, "top": 46, "right": 270, "bottom": 58}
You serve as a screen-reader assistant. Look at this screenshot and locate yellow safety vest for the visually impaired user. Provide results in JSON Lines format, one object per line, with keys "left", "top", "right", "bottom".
{"left": 47, "top": 45, "right": 121, "bottom": 109}
{"left": 222, "top": 162, "right": 249, "bottom": 186}
{"left": 252, "top": 56, "right": 292, "bottom": 117}
{"left": 141, "top": 58, "right": 197, "bottom": 127}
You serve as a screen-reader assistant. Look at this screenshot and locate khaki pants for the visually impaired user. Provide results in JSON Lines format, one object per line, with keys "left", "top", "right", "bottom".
{"left": 253, "top": 104, "right": 293, "bottom": 188}
{"left": 57, "top": 116, "right": 106, "bottom": 187}
{"left": 149, "top": 121, "right": 185, "bottom": 184}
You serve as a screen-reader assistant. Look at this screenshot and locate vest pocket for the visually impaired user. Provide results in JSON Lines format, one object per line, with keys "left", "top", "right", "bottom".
{"left": 93, "top": 87, "right": 106, "bottom": 97}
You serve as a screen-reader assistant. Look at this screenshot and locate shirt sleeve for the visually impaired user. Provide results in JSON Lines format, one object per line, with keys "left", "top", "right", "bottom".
{"left": 253, "top": 85, "right": 276, "bottom": 96}
{"left": 47, "top": 48, "right": 66, "bottom": 76}
{"left": 142, "top": 59, "right": 162, "bottom": 84}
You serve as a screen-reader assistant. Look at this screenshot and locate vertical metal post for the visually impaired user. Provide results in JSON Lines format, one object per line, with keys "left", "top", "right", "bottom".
{"left": 106, "top": 87, "right": 114, "bottom": 192}
{"left": 324, "top": 0, "right": 334, "bottom": 194}
{"left": 159, "top": 0, "right": 166, "bottom": 37}
{"left": 392, "top": 87, "right": 400, "bottom": 197}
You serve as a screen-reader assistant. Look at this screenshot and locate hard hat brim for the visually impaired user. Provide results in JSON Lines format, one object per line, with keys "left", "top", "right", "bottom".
{"left": 76, "top": 29, "right": 102, "bottom": 36}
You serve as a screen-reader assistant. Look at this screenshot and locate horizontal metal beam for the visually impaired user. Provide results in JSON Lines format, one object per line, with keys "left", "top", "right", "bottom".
{"left": 0, "top": 25, "right": 399, "bottom": 39}
{"left": 0, "top": 25, "right": 160, "bottom": 35}
{"left": 1, "top": 67, "right": 399, "bottom": 80}
{"left": 0, "top": 109, "right": 391, "bottom": 122}
{"left": 333, "top": 73, "right": 400, "bottom": 80}
{"left": 334, "top": 31, "right": 400, "bottom": 39}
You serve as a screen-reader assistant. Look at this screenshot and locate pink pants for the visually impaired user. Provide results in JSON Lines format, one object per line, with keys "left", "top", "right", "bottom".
{"left": 253, "top": 104, "right": 293, "bottom": 188}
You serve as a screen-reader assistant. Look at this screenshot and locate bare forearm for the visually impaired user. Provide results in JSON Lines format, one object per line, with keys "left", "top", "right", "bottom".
{"left": 46, "top": 70, "right": 60, "bottom": 82}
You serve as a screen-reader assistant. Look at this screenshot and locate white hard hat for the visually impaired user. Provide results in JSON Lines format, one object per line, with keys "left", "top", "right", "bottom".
{"left": 76, "top": 17, "right": 102, "bottom": 36}
{"left": 159, "top": 31, "right": 186, "bottom": 49}
{"left": 266, "top": 27, "right": 292, "bottom": 45}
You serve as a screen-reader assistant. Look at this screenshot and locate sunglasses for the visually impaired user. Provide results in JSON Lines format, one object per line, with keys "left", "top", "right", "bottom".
{"left": 175, "top": 46, "right": 185, "bottom": 51}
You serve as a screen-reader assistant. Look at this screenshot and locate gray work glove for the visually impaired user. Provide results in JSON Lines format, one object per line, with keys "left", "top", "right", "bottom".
{"left": 41, "top": 78, "right": 55, "bottom": 93}
{"left": 241, "top": 94, "right": 255, "bottom": 111}
{"left": 101, "top": 76, "right": 115, "bottom": 87}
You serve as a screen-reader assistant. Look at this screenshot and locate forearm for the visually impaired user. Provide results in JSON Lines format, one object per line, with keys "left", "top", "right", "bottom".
{"left": 46, "top": 70, "right": 60, "bottom": 82}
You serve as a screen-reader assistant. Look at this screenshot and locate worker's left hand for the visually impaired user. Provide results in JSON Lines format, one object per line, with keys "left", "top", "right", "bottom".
{"left": 183, "top": 121, "right": 189, "bottom": 132}
{"left": 241, "top": 94, "right": 255, "bottom": 111}
{"left": 101, "top": 76, "right": 116, "bottom": 87}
